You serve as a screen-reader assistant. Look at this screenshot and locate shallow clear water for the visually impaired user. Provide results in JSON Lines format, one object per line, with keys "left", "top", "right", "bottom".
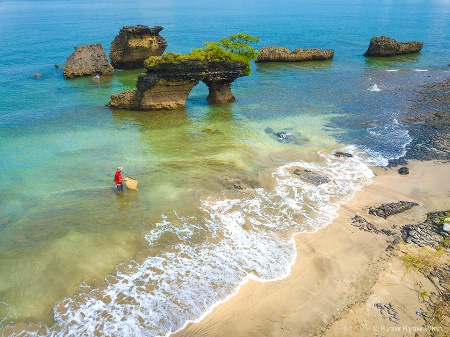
{"left": 0, "top": 0, "right": 449, "bottom": 335}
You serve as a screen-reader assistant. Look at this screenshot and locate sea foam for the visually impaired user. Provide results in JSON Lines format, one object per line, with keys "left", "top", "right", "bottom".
{"left": 368, "top": 84, "right": 381, "bottom": 91}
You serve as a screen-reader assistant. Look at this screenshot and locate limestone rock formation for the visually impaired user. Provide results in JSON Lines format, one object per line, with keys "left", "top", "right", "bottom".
{"left": 110, "top": 25, "right": 167, "bottom": 69}
{"left": 256, "top": 46, "right": 334, "bottom": 62}
{"left": 108, "top": 60, "right": 247, "bottom": 110}
{"left": 363, "top": 36, "right": 423, "bottom": 57}
{"left": 202, "top": 61, "right": 247, "bottom": 103}
{"left": 63, "top": 43, "right": 114, "bottom": 79}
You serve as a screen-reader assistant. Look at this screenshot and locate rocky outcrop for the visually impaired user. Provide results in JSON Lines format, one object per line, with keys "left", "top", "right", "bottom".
{"left": 202, "top": 61, "right": 247, "bottom": 103}
{"left": 402, "top": 79, "right": 450, "bottom": 126}
{"left": 351, "top": 215, "right": 397, "bottom": 237}
{"left": 63, "top": 43, "right": 114, "bottom": 79}
{"left": 110, "top": 25, "right": 167, "bottom": 69}
{"left": 401, "top": 211, "right": 450, "bottom": 249}
{"left": 108, "top": 60, "right": 247, "bottom": 110}
{"left": 256, "top": 46, "right": 334, "bottom": 62}
{"left": 363, "top": 36, "right": 423, "bottom": 57}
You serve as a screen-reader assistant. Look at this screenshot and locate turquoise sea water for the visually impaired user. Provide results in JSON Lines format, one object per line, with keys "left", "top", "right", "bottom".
{"left": 1, "top": 0, "right": 449, "bottom": 336}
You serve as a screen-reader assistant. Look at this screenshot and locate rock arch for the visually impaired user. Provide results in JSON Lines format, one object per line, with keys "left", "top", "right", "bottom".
{"left": 107, "top": 60, "right": 247, "bottom": 111}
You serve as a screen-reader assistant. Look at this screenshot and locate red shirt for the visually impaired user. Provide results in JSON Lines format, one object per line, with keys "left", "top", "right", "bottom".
{"left": 115, "top": 171, "right": 123, "bottom": 185}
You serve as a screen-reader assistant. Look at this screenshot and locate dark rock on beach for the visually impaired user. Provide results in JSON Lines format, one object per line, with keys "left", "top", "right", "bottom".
{"left": 363, "top": 36, "right": 423, "bottom": 57}
{"left": 351, "top": 215, "right": 397, "bottom": 236}
{"left": 293, "top": 169, "right": 331, "bottom": 185}
{"left": 63, "top": 43, "right": 114, "bottom": 79}
{"left": 375, "top": 303, "right": 399, "bottom": 322}
{"left": 398, "top": 167, "right": 409, "bottom": 175}
{"left": 401, "top": 211, "right": 450, "bottom": 249}
{"left": 368, "top": 201, "right": 419, "bottom": 219}
{"left": 256, "top": 46, "right": 334, "bottom": 62}
{"left": 110, "top": 25, "right": 167, "bottom": 69}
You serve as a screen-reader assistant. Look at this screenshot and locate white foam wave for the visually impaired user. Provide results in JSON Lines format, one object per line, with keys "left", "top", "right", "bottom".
{"left": 12, "top": 149, "right": 375, "bottom": 337}
{"left": 362, "top": 119, "right": 412, "bottom": 164}
{"left": 413, "top": 69, "right": 428, "bottom": 72}
{"left": 368, "top": 84, "right": 381, "bottom": 91}
{"left": 385, "top": 69, "right": 399, "bottom": 72}
{"left": 0, "top": 302, "right": 12, "bottom": 327}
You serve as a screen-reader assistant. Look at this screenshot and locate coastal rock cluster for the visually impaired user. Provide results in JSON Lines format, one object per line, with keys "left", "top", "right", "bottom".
{"left": 108, "top": 60, "right": 247, "bottom": 110}
{"left": 401, "top": 211, "right": 450, "bottom": 249}
{"left": 351, "top": 215, "right": 397, "bottom": 237}
{"left": 367, "top": 201, "right": 419, "bottom": 219}
{"left": 110, "top": 25, "right": 167, "bottom": 69}
{"left": 403, "top": 79, "right": 450, "bottom": 126}
{"left": 62, "top": 29, "right": 430, "bottom": 112}
{"left": 63, "top": 43, "right": 114, "bottom": 79}
{"left": 256, "top": 46, "right": 334, "bottom": 62}
{"left": 391, "top": 78, "right": 450, "bottom": 164}
{"left": 352, "top": 209, "right": 450, "bottom": 252}
{"left": 363, "top": 36, "right": 423, "bottom": 57}
{"left": 63, "top": 25, "right": 166, "bottom": 78}
{"left": 375, "top": 302, "right": 399, "bottom": 322}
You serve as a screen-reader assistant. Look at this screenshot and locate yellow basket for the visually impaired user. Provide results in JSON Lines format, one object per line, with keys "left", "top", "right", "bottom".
{"left": 124, "top": 177, "right": 138, "bottom": 190}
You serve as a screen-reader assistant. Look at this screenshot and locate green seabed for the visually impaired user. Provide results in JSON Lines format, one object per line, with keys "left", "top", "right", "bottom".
{"left": 0, "top": 80, "right": 342, "bottom": 324}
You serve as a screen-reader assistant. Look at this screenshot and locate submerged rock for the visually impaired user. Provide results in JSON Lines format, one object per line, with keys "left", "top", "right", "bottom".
{"left": 220, "top": 175, "right": 259, "bottom": 190}
{"left": 264, "top": 128, "right": 308, "bottom": 145}
{"left": 256, "top": 46, "right": 334, "bottom": 62}
{"left": 363, "top": 36, "right": 423, "bottom": 57}
{"left": 110, "top": 25, "right": 167, "bottom": 69}
{"left": 293, "top": 169, "right": 331, "bottom": 185}
{"left": 63, "top": 43, "right": 114, "bottom": 79}
{"left": 333, "top": 151, "right": 354, "bottom": 158}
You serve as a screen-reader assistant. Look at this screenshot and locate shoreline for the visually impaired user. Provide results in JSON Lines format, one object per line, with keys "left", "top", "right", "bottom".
{"left": 172, "top": 160, "right": 450, "bottom": 336}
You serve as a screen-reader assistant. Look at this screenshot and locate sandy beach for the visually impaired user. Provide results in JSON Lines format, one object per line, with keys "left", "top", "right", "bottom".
{"left": 173, "top": 160, "right": 450, "bottom": 337}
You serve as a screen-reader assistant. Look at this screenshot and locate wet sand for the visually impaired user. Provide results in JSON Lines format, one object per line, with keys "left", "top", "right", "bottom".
{"left": 173, "top": 160, "right": 450, "bottom": 336}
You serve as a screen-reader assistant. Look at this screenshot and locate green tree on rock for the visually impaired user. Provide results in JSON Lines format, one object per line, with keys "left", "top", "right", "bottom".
{"left": 145, "top": 33, "right": 260, "bottom": 75}
{"left": 204, "top": 33, "right": 260, "bottom": 61}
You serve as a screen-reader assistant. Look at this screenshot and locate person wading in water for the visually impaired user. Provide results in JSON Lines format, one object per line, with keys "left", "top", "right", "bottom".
{"left": 114, "top": 166, "right": 126, "bottom": 195}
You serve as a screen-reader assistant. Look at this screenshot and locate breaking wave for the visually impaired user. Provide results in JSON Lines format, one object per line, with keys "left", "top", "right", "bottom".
{"left": 9, "top": 149, "right": 375, "bottom": 337}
